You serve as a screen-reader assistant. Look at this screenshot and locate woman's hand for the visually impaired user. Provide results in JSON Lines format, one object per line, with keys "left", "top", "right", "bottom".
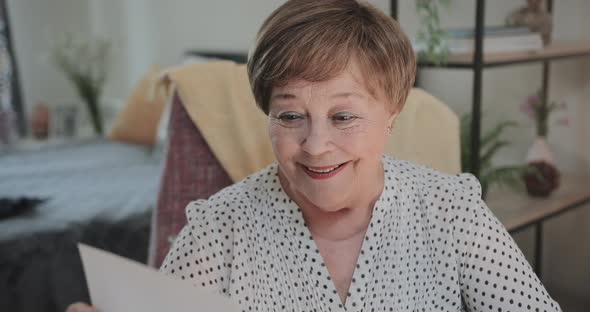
{"left": 65, "top": 302, "right": 98, "bottom": 312}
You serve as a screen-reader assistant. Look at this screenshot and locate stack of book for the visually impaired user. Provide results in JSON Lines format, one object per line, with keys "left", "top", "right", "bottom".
{"left": 446, "top": 26, "right": 544, "bottom": 54}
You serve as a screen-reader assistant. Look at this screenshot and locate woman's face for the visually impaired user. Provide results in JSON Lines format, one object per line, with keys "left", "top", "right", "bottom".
{"left": 268, "top": 61, "right": 397, "bottom": 212}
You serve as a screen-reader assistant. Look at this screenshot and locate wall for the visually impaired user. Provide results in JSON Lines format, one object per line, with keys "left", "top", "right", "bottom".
{"left": 7, "top": 0, "right": 91, "bottom": 115}
{"left": 8, "top": 0, "right": 158, "bottom": 130}
{"left": 8, "top": 0, "right": 389, "bottom": 114}
{"left": 89, "top": 0, "right": 390, "bottom": 101}
{"left": 146, "top": 0, "right": 389, "bottom": 68}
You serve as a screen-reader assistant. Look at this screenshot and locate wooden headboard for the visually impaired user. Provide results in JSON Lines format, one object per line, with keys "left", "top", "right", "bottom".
{"left": 183, "top": 51, "right": 248, "bottom": 64}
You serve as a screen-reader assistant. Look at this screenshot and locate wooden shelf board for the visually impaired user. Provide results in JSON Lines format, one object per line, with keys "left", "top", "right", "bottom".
{"left": 419, "top": 41, "right": 590, "bottom": 68}
{"left": 485, "top": 175, "right": 590, "bottom": 232}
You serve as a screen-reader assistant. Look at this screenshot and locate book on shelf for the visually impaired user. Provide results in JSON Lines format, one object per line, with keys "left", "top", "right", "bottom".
{"left": 446, "top": 26, "right": 543, "bottom": 54}
{"left": 446, "top": 26, "right": 532, "bottom": 38}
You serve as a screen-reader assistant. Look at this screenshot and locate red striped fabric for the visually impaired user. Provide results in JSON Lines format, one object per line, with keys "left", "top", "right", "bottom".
{"left": 152, "top": 93, "right": 232, "bottom": 267}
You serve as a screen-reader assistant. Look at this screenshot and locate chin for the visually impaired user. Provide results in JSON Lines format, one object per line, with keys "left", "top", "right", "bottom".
{"left": 296, "top": 186, "right": 350, "bottom": 212}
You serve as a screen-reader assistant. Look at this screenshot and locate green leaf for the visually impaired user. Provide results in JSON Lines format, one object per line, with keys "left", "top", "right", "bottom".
{"left": 481, "top": 165, "right": 528, "bottom": 193}
{"left": 51, "top": 33, "right": 110, "bottom": 135}
{"left": 481, "top": 120, "right": 518, "bottom": 150}
{"left": 415, "top": 0, "right": 452, "bottom": 65}
{"left": 480, "top": 140, "right": 509, "bottom": 168}
{"left": 460, "top": 113, "right": 524, "bottom": 195}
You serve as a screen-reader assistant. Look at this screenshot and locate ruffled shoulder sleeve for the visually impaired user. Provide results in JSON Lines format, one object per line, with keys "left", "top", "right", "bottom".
{"left": 159, "top": 193, "right": 238, "bottom": 295}
{"left": 443, "top": 173, "right": 561, "bottom": 311}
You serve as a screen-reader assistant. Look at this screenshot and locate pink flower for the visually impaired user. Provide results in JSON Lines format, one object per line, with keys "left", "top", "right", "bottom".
{"left": 521, "top": 94, "right": 539, "bottom": 120}
{"left": 520, "top": 102, "right": 535, "bottom": 119}
{"left": 520, "top": 90, "right": 569, "bottom": 134}
{"left": 528, "top": 94, "right": 541, "bottom": 109}
{"left": 528, "top": 94, "right": 540, "bottom": 104}
{"left": 556, "top": 117, "right": 570, "bottom": 127}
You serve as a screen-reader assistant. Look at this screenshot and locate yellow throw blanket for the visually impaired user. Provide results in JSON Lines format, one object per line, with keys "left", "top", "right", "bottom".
{"left": 158, "top": 61, "right": 460, "bottom": 182}
{"left": 159, "top": 62, "right": 274, "bottom": 182}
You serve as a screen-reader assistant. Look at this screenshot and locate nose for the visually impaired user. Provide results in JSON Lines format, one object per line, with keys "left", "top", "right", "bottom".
{"left": 300, "top": 119, "right": 333, "bottom": 156}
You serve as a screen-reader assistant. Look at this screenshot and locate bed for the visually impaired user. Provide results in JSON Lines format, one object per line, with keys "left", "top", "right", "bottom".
{"left": 0, "top": 138, "right": 162, "bottom": 311}
{"left": 0, "top": 139, "right": 162, "bottom": 239}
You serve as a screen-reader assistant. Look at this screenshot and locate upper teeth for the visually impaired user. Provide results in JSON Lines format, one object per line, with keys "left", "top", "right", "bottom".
{"left": 306, "top": 164, "right": 340, "bottom": 173}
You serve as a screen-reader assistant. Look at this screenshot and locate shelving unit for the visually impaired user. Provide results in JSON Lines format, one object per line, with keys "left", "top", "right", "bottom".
{"left": 486, "top": 176, "right": 590, "bottom": 277}
{"left": 390, "top": 0, "right": 590, "bottom": 178}
{"left": 421, "top": 41, "right": 590, "bottom": 68}
{"left": 391, "top": 1, "right": 590, "bottom": 280}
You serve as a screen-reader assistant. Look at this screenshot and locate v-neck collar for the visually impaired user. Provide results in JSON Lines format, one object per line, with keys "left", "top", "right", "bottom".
{"left": 268, "top": 156, "right": 400, "bottom": 311}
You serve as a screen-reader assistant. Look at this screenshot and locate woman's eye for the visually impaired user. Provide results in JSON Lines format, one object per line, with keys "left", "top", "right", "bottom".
{"left": 332, "top": 113, "right": 357, "bottom": 123}
{"left": 280, "top": 114, "right": 300, "bottom": 121}
{"left": 276, "top": 112, "right": 304, "bottom": 124}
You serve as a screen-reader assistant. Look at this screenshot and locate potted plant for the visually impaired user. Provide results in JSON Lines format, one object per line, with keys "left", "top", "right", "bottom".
{"left": 414, "top": 0, "right": 452, "bottom": 65}
{"left": 461, "top": 113, "right": 530, "bottom": 199}
{"left": 520, "top": 90, "right": 567, "bottom": 196}
{"left": 52, "top": 34, "right": 110, "bottom": 136}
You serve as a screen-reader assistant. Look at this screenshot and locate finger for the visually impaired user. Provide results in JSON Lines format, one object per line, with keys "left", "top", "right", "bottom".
{"left": 65, "top": 302, "right": 98, "bottom": 312}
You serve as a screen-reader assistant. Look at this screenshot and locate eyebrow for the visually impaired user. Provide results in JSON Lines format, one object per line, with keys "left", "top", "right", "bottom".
{"left": 271, "top": 93, "right": 297, "bottom": 100}
{"left": 271, "top": 92, "right": 365, "bottom": 100}
{"left": 329, "top": 92, "right": 365, "bottom": 99}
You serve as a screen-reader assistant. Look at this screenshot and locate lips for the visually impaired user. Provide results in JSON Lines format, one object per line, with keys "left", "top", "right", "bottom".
{"left": 301, "top": 161, "right": 350, "bottom": 180}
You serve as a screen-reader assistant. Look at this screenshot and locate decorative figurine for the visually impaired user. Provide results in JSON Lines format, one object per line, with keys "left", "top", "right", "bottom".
{"left": 506, "top": 0, "right": 553, "bottom": 45}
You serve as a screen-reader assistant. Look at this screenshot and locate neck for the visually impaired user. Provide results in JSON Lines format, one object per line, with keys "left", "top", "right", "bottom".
{"left": 279, "top": 162, "right": 384, "bottom": 242}
{"left": 303, "top": 194, "right": 378, "bottom": 241}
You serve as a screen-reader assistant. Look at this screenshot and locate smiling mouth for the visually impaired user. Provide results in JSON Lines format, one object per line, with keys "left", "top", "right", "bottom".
{"left": 301, "top": 161, "right": 350, "bottom": 179}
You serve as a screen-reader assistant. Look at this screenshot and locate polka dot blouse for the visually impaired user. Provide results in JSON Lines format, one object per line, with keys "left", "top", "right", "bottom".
{"left": 161, "top": 155, "right": 561, "bottom": 312}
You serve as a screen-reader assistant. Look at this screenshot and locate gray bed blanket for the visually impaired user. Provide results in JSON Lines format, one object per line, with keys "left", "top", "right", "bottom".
{"left": 0, "top": 139, "right": 162, "bottom": 240}
{"left": 0, "top": 139, "right": 163, "bottom": 312}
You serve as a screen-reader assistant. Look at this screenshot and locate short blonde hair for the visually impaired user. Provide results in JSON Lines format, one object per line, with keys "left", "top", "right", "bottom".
{"left": 247, "top": 0, "right": 416, "bottom": 115}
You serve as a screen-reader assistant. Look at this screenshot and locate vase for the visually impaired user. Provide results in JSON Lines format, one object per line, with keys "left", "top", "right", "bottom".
{"left": 51, "top": 105, "right": 78, "bottom": 138}
{"left": 31, "top": 102, "right": 50, "bottom": 139}
{"left": 523, "top": 136, "right": 560, "bottom": 197}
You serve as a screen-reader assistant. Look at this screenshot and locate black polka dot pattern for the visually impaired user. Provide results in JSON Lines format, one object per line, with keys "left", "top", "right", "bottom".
{"left": 160, "top": 155, "right": 561, "bottom": 312}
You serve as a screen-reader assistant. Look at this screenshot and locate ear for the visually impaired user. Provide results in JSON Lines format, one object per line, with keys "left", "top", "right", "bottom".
{"left": 385, "top": 109, "right": 399, "bottom": 135}
{"left": 387, "top": 108, "right": 399, "bottom": 127}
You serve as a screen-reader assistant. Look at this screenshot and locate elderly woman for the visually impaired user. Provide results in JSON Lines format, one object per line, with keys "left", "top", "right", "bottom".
{"left": 69, "top": 0, "right": 561, "bottom": 311}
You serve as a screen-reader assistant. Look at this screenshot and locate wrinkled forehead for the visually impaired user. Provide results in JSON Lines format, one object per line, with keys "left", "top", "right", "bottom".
{"left": 271, "top": 58, "right": 385, "bottom": 101}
